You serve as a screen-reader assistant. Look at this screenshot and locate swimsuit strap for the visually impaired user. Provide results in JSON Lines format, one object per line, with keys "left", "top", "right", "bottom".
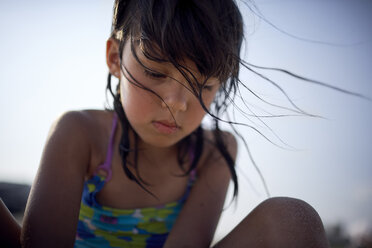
{"left": 188, "top": 143, "right": 197, "bottom": 181}
{"left": 177, "top": 146, "right": 197, "bottom": 202}
{"left": 95, "top": 113, "right": 118, "bottom": 182}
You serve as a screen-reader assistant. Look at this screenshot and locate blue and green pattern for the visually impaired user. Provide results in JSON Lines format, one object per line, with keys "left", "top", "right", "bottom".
{"left": 75, "top": 172, "right": 195, "bottom": 248}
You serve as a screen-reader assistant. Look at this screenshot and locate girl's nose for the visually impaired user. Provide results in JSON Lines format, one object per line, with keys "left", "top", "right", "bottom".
{"left": 161, "top": 83, "right": 188, "bottom": 113}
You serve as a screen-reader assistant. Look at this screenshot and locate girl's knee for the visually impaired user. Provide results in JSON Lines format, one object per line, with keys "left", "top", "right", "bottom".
{"left": 250, "top": 197, "right": 329, "bottom": 247}
{"left": 257, "top": 197, "right": 321, "bottom": 222}
{"left": 254, "top": 197, "right": 324, "bottom": 230}
{"left": 214, "top": 197, "right": 328, "bottom": 248}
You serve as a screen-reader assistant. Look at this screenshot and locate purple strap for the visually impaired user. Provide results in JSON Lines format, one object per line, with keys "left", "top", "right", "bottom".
{"left": 188, "top": 146, "right": 197, "bottom": 181}
{"left": 95, "top": 113, "right": 118, "bottom": 182}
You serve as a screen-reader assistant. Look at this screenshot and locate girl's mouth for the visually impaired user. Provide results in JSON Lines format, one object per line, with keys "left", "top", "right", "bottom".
{"left": 152, "top": 121, "right": 179, "bottom": 134}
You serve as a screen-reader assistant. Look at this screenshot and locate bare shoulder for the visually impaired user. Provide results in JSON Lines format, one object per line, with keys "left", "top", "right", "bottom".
{"left": 35, "top": 109, "right": 113, "bottom": 188}
{"left": 51, "top": 109, "right": 116, "bottom": 171}
{"left": 202, "top": 129, "right": 237, "bottom": 156}
{"left": 21, "top": 109, "right": 114, "bottom": 247}
{"left": 50, "top": 110, "right": 114, "bottom": 147}
{"left": 52, "top": 109, "right": 110, "bottom": 134}
{"left": 197, "top": 129, "right": 238, "bottom": 175}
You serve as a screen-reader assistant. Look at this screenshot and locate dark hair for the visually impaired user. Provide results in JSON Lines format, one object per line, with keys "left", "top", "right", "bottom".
{"left": 106, "top": 0, "right": 243, "bottom": 197}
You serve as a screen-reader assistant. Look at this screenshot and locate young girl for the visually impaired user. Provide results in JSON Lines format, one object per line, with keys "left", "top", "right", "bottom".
{"left": 18, "top": 0, "right": 328, "bottom": 247}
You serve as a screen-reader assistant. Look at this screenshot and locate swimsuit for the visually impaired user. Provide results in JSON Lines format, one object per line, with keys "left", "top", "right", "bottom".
{"left": 75, "top": 114, "right": 196, "bottom": 248}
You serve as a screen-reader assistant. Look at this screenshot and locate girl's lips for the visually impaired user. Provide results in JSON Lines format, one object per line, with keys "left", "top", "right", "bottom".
{"left": 152, "top": 121, "right": 179, "bottom": 134}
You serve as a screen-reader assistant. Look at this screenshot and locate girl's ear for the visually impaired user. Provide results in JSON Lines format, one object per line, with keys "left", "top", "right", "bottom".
{"left": 106, "top": 38, "right": 121, "bottom": 78}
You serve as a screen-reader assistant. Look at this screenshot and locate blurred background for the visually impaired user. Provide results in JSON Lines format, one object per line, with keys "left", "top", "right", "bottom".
{"left": 0, "top": 0, "right": 371, "bottom": 247}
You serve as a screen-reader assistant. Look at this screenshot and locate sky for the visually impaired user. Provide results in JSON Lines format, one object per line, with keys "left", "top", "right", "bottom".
{"left": 0, "top": 0, "right": 371, "bottom": 241}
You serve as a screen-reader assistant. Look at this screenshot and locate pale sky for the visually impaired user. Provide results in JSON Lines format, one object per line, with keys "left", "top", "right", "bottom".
{"left": 0, "top": 0, "right": 371, "bottom": 240}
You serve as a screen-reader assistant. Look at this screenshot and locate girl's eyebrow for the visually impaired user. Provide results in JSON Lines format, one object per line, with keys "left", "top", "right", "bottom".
{"left": 136, "top": 39, "right": 201, "bottom": 74}
{"left": 135, "top": 40, "right": 215, "bottom": 81}
{"left": 130, "top": 42, "right": 167, "bottom": 74}
{"left": 137, "top": 39, "right": 168, "bottom": 63}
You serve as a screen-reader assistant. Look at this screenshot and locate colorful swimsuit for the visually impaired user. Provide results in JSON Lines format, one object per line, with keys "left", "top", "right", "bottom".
{"left": 75, "top": 114, "right": 196, "bottom": 248}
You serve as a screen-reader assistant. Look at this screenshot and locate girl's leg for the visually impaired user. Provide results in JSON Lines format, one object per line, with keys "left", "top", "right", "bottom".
{"left": 0, "top": 198, "right": 21, "bottom": 248}
{"left": 214, "top": 197, "right": 329, "bottom": 248}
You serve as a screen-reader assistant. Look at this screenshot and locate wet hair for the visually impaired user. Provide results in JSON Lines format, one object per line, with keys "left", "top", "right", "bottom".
{"left": 106, "top": 0, "right": 244, "bottom": 197}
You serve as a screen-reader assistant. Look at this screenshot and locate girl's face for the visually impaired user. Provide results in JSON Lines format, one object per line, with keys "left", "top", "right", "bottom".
{"left": 119, "top": 40, "right": 220, "bottom": 148}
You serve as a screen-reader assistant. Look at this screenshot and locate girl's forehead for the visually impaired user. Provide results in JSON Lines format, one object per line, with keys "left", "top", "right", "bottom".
{"left": 127, "top": 38, "right": 207, "bottom": 79}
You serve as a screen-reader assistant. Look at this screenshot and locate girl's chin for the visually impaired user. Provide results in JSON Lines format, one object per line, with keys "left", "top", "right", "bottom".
{"left": 137, "top": 133, "right": 183, "bottom": 149}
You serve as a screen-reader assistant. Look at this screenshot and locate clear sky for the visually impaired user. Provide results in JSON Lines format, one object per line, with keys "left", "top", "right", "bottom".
{"left": 0, "top": 0, "right": 371, "bottom": 241}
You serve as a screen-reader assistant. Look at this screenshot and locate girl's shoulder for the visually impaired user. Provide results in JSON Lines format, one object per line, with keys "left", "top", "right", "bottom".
{"left": 51, "top": 110, "right": 116, "bottom": 173}
{"left": 54, "top": 109, "right": 113, "bottom": 127}
{"left": 51, "top": 109, "right": 114, "bottom": 144}
{"left": 20, "top": 110, "right": 115, "bottom": 246}
{"left": 54, "top": 109, "right": 114, "bottom": 132}
{"left": 196, "top": 128, "right": 237, "bottom": 173}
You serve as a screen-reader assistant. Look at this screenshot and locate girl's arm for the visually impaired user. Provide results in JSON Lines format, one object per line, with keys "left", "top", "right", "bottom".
{"left": 0, "top": 198, "right": 21, "bottom": 248}
{"left": 21, "top": 111, "right": 92, "bottom": 248}
{"left": 164, "top": 131, "right": 237, "bottom": 248}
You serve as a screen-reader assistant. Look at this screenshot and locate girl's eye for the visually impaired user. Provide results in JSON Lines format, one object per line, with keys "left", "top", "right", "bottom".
{"left": 143, "top": 69, "right": 166, "bottom": 79}
{"left": 202, "top": 84, "right": 215, "bottom": 91}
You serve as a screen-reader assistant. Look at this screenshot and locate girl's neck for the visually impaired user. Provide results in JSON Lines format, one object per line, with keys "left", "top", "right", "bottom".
{"left": 126, "top": 127, "right": 179, "bottom": 169}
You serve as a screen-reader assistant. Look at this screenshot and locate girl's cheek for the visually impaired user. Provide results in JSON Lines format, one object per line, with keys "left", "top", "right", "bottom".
{"left": 201, "top": 91, "right": 217, "bottom": 108}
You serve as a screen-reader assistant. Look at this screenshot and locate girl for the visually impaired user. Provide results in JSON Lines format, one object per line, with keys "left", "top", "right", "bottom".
{"left": 19, "top": 0, "right": 328, "bottom": 247}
